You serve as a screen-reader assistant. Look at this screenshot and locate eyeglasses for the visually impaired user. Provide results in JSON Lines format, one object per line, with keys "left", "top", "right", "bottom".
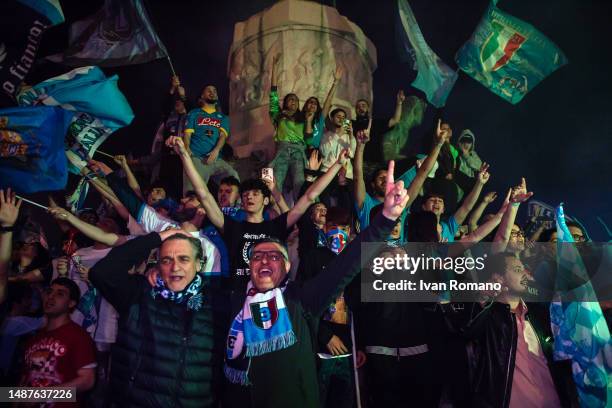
{"left": 551, "top": 234, "right": 586, "bottom": 243}
{"left": 251, "top": 251, "right": 286, "bottom": 262}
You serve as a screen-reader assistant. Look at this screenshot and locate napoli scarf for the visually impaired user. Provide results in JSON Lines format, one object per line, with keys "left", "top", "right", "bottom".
{"left": 150, "top": 273, "right": 204, "bottom": 311}
{"left": 224, "top": 281, "right": 296, "bottom": 385}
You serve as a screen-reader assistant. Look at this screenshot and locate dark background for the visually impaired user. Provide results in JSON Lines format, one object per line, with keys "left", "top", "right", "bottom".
{"left": 26, "top": 0, "right": 612, "bottom": 240}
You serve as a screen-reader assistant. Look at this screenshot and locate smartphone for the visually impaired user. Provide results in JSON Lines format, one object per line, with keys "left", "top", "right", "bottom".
{"left": 261, "top": 167, "right": 274, "bottom": 183}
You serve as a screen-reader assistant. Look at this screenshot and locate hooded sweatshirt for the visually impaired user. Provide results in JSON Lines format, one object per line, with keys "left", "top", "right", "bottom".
{"left": 457, "top": 129, "right": 482, "bottom": 177}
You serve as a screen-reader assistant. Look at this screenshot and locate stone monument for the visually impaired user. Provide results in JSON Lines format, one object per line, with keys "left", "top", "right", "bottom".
{"left": 227, "top": 0, "right": 377, "bottom": 159}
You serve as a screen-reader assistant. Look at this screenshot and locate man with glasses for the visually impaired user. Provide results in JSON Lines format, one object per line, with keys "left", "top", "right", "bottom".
{"left": 223, "top": 161, "right": 410, "bottom": 408}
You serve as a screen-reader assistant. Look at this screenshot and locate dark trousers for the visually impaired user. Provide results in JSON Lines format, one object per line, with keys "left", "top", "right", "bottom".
{"left": 365, "top": 352, "right": 440, "bottom": 408}
{"left": 318, "top": 357, "right": 355, "bottom": 408}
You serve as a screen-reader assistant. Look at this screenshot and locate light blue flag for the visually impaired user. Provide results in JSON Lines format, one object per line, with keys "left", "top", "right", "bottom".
{"left": 0, "top": 106, "right": 73, "bottom": 193}
{"left": 456, "top": 0, "right": 567, "bottom": 104}
{"left": 17, "top": 66, "right": 134, "bottom": 173}
{"left": 16, "top": 0, "right": 65, "bottom": 25}
{"left": 396, "top": 0, "right": 458, "bottom": 108}
{"left": 550, "top": 204, "right": 612, "bottom": 408}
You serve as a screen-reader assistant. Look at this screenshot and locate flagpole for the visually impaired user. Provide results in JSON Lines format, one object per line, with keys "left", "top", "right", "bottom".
{"left": 350, "top": 313, "right": 362, "bottom": 408}
{"left": 167, "top": 55, "right": 177, "bottom": 77}
{"left": 95, "top": 150, "right": 115, "bottom": 159}
{"left": 15, "top": 195, "right": 49, "bottom": 211}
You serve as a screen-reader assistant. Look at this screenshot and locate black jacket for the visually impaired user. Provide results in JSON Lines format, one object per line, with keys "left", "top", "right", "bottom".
{"left": 90, "top": 233, "right": 229, "bottom": 407}
{"left": 224, "top": 213, "right": 395, "bottom": 408}
{"left": 448, "top": 302, "right": 578, "bottom": 408}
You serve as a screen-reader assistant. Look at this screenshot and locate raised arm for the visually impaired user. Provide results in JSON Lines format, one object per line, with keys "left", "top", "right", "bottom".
{"left": 269, "top": 55, "right": 281, "bottom": 123}
{"left": 0, "top": 189, "right": 21, "bottom": 305}
{"left": 48, "top": 206, "right": 125, "bottom": 247}
{"left": 405, "top": 119, "right": 445, "bottom": 206}
{"left": 88, "top": 160, "right": 146, "bottom": 221}
{"left": 453, "top": 163, "right": 490, "bottom": 225}
{"left": 264, "top": 176, "right": 290, "bottom": 214}
{"left": 469, "top": 192, "right": 497, "bottom": 233}
{"left": 321, "top": 66, "right": 343, "bottom": 118}
{"left": 287, "top": 150, "right": 348, "bottom": 228}
{"left": 85, "top": 175, "right": 130, "bottom": 221}
{"left": 353, "top": 130, "right": 370, "bottom": 210}
{"left": 387, "top": 90, "right": 405, "bottom": 128}
{"left": 114, "top": 155, "right": 143, "bottom": 201}
{"left": 90, "top": 229, "right": 179, "bottom": 312}
{"left": 456, "top": 190, "right": 511, "bottom": 251}
{"left": 300, "top": 160, "right": 409, "bottom": 315}
{"left": 492, "top": 178, "right": 533, "bottom": 253}
{"left": 168, "top": 136, "right": 225, "bottom": 231}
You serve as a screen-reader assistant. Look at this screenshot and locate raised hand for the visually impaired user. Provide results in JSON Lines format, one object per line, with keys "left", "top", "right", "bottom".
{"left": 396, "top": 89, "right": 405, "bottom": 104}
{"left": 335, "top": 149, "right": 349, "bottom": 168}
{"left": 333, "top": 65, "right": 344, "bottom": 82}
{"left": 88, "top": 159, "right": 113, "bottom": 176}
{"left": 166, "top": 136, "right": 188, "bottom": 157}
{"left": 477, "top": 163, "right": 491, "bottom": 185}
{"left": 56, "top": 256, "right": 69, "bottom": 277}
{"left": 307, "top": 149, "right": 322, "bottom": 171}
{"left": 510, "top": 177, "right": 534, "bottom": 203}
{"left": 356, "top": 128, "right": 370, "bottom": 145}
{"left": 262, "top": 175, "right": 277, "bottom": 195}
{"left": 113, "top": 154, "right": 128, "bottom": 168}
{"left": 76, "top": 265, "right": 90, "bottom": 282}
{"left": 345, "top": 120, "right": 353, "bottom": 137}
{"left": 382, "top": 161, "right": 410, "bottom": 220}
{"left": 483, "top": 191, "right": 498, "bottom": 203}
{"left": 434, "top": 119, "right": 446, "bottom": 145}
{"left": 171, "top": 76, "right": 180, "bottom": 89}
{"left": 0, "top": 188, "right": 22, "bottom": 227}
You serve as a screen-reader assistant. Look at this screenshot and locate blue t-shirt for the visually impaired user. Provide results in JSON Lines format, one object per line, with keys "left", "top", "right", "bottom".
{"left": 185, "top": 108, "right": 229, "bottom": 158}
{"left": 356, "top": 165, "right": 417, "bottom": 240}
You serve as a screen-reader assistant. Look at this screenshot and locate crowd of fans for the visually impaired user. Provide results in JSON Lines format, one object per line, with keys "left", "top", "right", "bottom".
{"left": 0, "top": 56, "right": 604, "bottom": 408}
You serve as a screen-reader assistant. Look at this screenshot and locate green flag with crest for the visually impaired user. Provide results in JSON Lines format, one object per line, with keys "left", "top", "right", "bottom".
{"left": 456, "top": 0, "right": 567, "bottom": 104}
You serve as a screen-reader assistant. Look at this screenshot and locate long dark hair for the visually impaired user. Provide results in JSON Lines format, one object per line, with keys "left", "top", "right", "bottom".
{"left": 301, "top": 96, "right": 322, "bottom": 123}
{"left": 281, "top": 93, "right": 304, "bottom": 123}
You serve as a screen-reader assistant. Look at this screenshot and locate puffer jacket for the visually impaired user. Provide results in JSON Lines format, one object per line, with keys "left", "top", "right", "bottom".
{"left": 90, "top": 233, "right": 229, "bottom": 407}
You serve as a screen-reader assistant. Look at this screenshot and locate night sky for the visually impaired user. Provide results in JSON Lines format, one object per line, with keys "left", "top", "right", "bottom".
{"left": 30, "top": 0, "right": 612, "bottom": 240}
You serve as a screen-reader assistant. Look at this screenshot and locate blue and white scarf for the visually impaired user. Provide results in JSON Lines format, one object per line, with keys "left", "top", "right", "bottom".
{"left": 224, "top": 281, "right": 296, "bottom": 385}
{"left": 150, "top": 273, "right": 204, "bottom": 311}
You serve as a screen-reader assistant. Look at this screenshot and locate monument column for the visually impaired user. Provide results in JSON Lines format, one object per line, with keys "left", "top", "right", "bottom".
{"left": 227, "top": 0, "right": 377, "bottom": 159}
